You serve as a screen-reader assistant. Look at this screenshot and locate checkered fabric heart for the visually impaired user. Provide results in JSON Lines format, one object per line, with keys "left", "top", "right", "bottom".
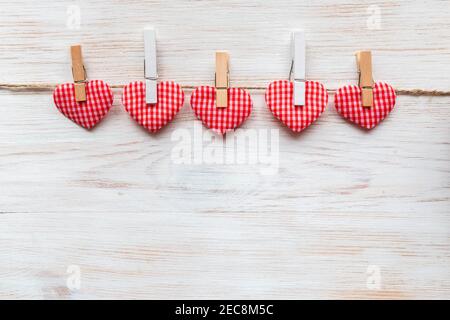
{"left": 122, "top": 81, "right": 185, "bottom": 132}
{"left": 53, "top": 80, "right": 113, "bottom": 129}
{"left": 265, "top": 80, "right": 328, "bottom": 132}
{"left": 334, "top": 82, "right": 396, "bottom": 129}
{"left": 190, "top": 86, "right": 252, "bottom": 134}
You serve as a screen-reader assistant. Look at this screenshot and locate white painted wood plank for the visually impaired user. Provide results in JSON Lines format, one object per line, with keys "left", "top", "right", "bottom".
{"left": 0, "top": 92, "right": 449, "bottom": 215}
{"left": 0, "top": 0, "right": 449, "bottom": 300}
{"left": 0, "top": 93, "right": 448, "bottom": 299}
{"left": 0, "top": 0, "right": 449, "bottom": 90}
{"left": 0, "top": 210, "right": 449, "bottom": 299}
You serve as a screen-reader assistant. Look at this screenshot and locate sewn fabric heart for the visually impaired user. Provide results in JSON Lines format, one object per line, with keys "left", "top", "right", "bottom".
{"left": 53, "top": 80, "right": 113, "bottom": 129}
{"left": 334, "top": 82, "right": 396, "bottom": 129}
{"left": 265, "top": 80, "right": 328, "bottom": 132}
{"left": 122, "top": 81, "right": 185, "bottom": 132}
{"left": 190, "top": 86, "right": 252, "bottom": 134}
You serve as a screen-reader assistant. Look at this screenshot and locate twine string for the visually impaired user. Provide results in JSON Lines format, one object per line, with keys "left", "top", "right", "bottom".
{"left": 0, "top": 83, "right": 449, "bottom": 96}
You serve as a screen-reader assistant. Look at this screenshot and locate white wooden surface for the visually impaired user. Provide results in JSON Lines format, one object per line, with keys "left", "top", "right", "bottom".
{"left": 0, "top": 0, "right": 449, "bottom": 299}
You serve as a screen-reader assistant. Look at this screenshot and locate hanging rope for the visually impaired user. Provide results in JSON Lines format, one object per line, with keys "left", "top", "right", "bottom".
{"left": 1, "top": 83, "right": 449, "bottom": 96}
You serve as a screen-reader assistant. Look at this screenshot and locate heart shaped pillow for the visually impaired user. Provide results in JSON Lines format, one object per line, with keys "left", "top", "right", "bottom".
{"left": 334, "top": 82, "right": 396, "bottom": 129}
{"left": 190, "top": 86, "right": 252, "bottom": 134}
{"left": 265, "top": 80, "right": 328, "bottom": 132}
{"left": 53, "top": 80, "right": 113, "bottom": 129}
{"left": 122, "top": 81, "right": 185, "bottom": 132}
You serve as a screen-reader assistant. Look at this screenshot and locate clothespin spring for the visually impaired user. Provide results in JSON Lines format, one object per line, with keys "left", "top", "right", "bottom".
{"left": 288, "top": 60, "right": 305, "bottom": 86}
{"left": 215, "top": 72, "right": 229, "bottom": 90}
{"left": 72, "top": 66, "right": 87, "bottom": 84}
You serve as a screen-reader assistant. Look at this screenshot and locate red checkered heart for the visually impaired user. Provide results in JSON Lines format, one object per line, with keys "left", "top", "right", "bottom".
{"left": 334, "top": 82, "right": 396, "bottom": 129}
{"left": 122, "top": 81, "right": 185, "bottom": 132}
{"left": 190, "top": 86, "right": 252, "bottom": 134}
{"left": 53, "top": 80, "right": 113, "bottom": 130}
{"left": 265, "top": 80, "right": 328, "bottom": 132}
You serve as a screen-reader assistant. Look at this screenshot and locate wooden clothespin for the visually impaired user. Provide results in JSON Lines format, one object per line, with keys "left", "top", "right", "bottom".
{"left": 71, "top": 45, "right": 87, "bottom": 102}
{"left": 215, "top": 51, "right": 229, "bottom": 108}
{"left": 291, "top": 30, "right": 305, "bottom": 106}
{"left": 144, "top": 27, "right": 157, "bottom": 104}
{"left": 356, "top": 51, "right": 374, "bottom": 108}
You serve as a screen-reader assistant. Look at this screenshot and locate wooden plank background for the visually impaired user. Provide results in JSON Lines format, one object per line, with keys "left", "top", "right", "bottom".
{"left": 0, "top": 0, "right": 449, "bottom": 299}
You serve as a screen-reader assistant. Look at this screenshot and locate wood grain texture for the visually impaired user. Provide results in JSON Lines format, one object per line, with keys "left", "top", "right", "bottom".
{"left": 1, "top": 0, "right": 450, "bottom": 90}
{"left": 0, "top": 0, "right": 449, "bottom": 299}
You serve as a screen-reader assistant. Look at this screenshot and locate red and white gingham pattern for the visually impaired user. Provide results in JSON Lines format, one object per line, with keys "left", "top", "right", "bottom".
{"left": 190, "top": 86, "right": 252, "bottom": 134}
{"left": 265, "top": 80, "right": 328, "bottom": 132}
{"left": 53, "top": 80, "right": 113, "bottom": 129}
{"left": 122, "top": 81, "right": 185, "bottom": 132}
{"left": 334, "top": 82, "right": 396, "bottom": 129}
